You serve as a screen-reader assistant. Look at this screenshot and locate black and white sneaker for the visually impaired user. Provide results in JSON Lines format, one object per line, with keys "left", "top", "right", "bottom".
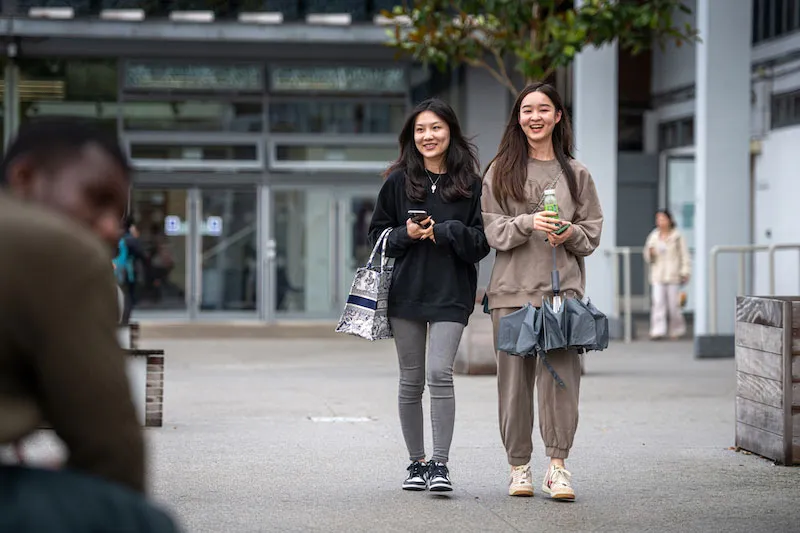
{"left": 427, "top": 461, "right": 453, "bottom": 492}
{"left": 402, "top": 461, "right": 428, "bottom": 491}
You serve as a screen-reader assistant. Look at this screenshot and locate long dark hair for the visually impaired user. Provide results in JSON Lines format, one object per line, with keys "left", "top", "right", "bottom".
{"left": 485, "top": 82, "right": 580, "bottom": 207}
{"left": 384, "top": 98, "right": 480, "bottom": 203}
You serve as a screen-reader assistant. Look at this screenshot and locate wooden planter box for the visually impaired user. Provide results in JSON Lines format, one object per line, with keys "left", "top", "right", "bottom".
{"left": 735, "top": 296, "right": 800, "bottom": 464}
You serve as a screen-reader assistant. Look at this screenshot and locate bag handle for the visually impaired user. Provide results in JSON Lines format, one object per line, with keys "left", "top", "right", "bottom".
{"left": 366, "top": 227, "right": 393, "bottom": 270}
{"left": 379, "top": 228, "right": 392, "bottom": 271}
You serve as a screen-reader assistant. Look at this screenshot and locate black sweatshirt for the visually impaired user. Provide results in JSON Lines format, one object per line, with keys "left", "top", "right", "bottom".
{"left": 368, "top": 169, "right": 490, "bottom": 325}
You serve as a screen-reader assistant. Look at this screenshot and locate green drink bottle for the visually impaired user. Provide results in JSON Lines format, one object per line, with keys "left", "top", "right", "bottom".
{"left": 543, "top": 189, "right": 558, "bottom": 218}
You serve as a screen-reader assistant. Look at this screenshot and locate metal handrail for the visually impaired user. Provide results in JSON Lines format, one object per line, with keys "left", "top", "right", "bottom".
{"left": 768, "top": 244, "right": 800, "bottom": 295}
{"left": 708, "top": 243, "right": 800, "bottom": 334}
{"left": 606, "top": 246, "right": 637, "bottom": 344}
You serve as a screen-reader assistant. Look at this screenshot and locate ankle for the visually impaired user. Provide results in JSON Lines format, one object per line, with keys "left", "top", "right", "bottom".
{"left": 549, "top": 458, "right": 565, "bottom": 469}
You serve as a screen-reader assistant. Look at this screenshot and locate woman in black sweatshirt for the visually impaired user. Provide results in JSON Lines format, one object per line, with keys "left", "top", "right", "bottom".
{"left": 368, "top": 98, "right": 490, "bottom": 493}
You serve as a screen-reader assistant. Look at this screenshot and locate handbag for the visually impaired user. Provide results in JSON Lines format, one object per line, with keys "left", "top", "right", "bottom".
{"left": 335, "top": 227, "right": 394, "bottom": 341}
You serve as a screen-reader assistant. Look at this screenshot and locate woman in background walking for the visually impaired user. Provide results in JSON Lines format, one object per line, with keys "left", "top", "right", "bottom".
{"left": 644, "top": 209, "right": 691, "bottom": 340}
{"left": 368, "top": 98, "right": 490, "bottom": 492}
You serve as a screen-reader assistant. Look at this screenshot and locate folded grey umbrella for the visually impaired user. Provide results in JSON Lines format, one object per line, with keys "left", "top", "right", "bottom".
{"left": 540, "top": 298, "right": 567, "bottom": 353}
{"left": 519, "top": 304, "right": 543, "bottom": 356}
{"left": 565, "top": 298, "right": 600, "bottom": 351}
{"left": 497, "top": 303, "right": 538, "bottom": 356}
{"left": 584, "top": 298, "right": 609, "bottom": 351}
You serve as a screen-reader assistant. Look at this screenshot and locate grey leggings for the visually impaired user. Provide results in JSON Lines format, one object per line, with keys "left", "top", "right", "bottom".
{"left": 389, "top": 318, "right": 465, "bottom": 464}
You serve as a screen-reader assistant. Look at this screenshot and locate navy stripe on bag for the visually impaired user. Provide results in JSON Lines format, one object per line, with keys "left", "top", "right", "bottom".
{"left": 346, "top": 294, "right": 377, "bottom": 310}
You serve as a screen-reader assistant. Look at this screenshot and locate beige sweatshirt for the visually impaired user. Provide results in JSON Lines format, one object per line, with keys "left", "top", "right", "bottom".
{"left": 644, "top": 228, "right": 691, "bottom": 285}
{"left": 481, "top": 158, "right": 604, "bottom": 310}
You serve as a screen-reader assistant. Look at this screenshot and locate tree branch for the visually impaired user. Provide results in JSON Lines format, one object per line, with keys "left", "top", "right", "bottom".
{"left": 464, "top": 57, "right": 519, "bottom": 95}
{"left": 479, "top": 37, "right": 515, "bottom": 95}
{"left": 540, "top": 64, "right": 556, "bottom": 83}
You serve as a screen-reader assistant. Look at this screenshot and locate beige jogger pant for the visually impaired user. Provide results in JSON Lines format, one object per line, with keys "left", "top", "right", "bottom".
{"left": 491, "top": 307, "right": 582, "bottom": 466}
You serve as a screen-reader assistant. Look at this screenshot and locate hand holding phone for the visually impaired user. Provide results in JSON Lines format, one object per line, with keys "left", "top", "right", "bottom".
{"left": 553, "top": 222, "right": 571, "bottom": 235}
{"left": 408, "top": 210, "right": 429, "bottom": 224}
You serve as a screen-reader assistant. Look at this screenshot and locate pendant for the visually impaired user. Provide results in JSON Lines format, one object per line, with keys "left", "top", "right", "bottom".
{"left": 431, "top": 185, "right": 437, "bottom": 193}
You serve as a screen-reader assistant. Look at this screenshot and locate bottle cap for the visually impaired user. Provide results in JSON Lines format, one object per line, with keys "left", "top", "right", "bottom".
{"left": 544, "top": 189, "right": 556, "bottom": 195}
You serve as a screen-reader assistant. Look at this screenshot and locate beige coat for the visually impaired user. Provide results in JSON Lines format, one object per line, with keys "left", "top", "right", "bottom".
{"left": 644, "top": 228, "right": 691, "bottom": 285}
{"left": 481, "top": 158, "right": 604, "bottom": 309}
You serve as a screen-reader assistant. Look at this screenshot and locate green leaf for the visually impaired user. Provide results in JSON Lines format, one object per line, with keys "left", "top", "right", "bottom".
{"left": 383, "top": 0, "right": 699, "bottom": 96}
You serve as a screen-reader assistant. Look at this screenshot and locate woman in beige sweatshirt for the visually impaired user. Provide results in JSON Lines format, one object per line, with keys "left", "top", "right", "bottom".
{"left": 644, "top": 209, "right": 691, "bottom": 339}
{"left": 481, "top": 82, "right": 603, "bottom": 501}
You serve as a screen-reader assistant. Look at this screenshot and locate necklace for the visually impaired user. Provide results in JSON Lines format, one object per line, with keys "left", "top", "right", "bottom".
{"left": 425, "top": 169, "right": 443, "bottom": 193}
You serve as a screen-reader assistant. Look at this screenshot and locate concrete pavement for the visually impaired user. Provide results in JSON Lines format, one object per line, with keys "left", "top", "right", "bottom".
{"left": 147, "top": 335, "right": 799, "bottom": 533}
{"left": 19, "top": 335, "right": 800, "bottom": 532}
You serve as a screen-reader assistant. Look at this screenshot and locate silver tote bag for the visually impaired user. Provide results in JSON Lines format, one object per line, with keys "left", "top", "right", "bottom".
{"left": 335, "top": 227, "right": 394, "bottom": 340}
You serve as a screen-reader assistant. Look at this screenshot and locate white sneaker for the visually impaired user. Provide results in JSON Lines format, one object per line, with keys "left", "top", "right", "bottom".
{"left": 509, "top": 464, "right": 534, "bottom": 497}
{"left": 541, "top": 464, "right": 575, "bottom": 501}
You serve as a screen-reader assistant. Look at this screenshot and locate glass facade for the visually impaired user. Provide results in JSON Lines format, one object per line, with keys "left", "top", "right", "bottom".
{"left": 0, "top": 56, "right": 407, "bottom": 321}
{"left": 7, "top": 1, "right": 396, "bottom": 21}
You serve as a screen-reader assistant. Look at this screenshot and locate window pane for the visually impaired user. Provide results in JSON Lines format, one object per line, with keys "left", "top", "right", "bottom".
{"left": 271, "top": 66, "right": 405, "bottom": 93}
{"left": 125, "top": 61, "right": 262, "bottom": 92}
{"left": 275, "top": 144, "right": 397, "bottom": 163}
{"left": 131, "top": 144, "right": 258, "bottom": 161}
{"left": 270, "top": 101, "right": 405, "bottom": 134}
{"left": 123, "top": 101, "right": 262, "bottom": 132}
{"left": 19, "top": 59, "right": 118, "bottom": 140}
{"left": 681, "top": 118, "right": 694, "bottom": 147}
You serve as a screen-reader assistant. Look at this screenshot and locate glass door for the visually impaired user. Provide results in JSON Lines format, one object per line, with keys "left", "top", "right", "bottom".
{"left": 271, "top": 186, "right": 380, "bottom": 319}
{"left": 198, "top": 188, "right": 259, "bottom": 316}
{"left": 130, "top": 188, "right": 192, "bottom": 317}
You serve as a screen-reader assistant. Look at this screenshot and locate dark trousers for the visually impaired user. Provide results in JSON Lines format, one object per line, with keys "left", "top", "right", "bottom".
{"left": 122, "top": 280, "right": 137, "bottom": 324}
{"left": 0, "top": 466, "right": 181, "bottom": 533}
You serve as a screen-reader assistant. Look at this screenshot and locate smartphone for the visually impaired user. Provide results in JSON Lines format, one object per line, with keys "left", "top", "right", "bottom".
{"left": 553, "top": 222, "right": 571, "bottom": 235}
{"left": 407, "top": 210, "right": 429, "bottom": 224}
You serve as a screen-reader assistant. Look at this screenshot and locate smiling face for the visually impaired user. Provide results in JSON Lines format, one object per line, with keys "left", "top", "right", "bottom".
{"left": 413, "top": 110, "right": 451, "bottom": 169}
{"left": 518, "top": 90, "right": 562, "bottom": 150}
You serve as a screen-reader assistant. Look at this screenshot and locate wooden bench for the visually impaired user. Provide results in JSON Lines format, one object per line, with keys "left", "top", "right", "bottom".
{"left": 734, "top": 296, "right": 800, "bottom": 464}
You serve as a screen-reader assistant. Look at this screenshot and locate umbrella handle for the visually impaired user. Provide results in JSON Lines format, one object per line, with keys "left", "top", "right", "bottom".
{"left": 551, "top": 246, "right": 560, "bottom": 295}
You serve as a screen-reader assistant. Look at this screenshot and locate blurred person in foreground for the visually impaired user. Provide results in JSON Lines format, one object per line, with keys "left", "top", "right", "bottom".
{"left": 0, "top": 118, "right": 179, "bottom": 532}
{"left": 644, "top": 209, "right": 691, "bottom": 340}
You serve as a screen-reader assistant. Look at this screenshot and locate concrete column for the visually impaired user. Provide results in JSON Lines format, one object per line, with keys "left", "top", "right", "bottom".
{"left": 573, "top": 33, "right": 619, "bottom": 334}
{"left": 693, "top": 0, "right": 751, "bottom": 357}
{"left": 463, "top": 66, "right": 508, "bottom": 288}
{"left": 454, "top": 66, "right": 507, "bottom": 375}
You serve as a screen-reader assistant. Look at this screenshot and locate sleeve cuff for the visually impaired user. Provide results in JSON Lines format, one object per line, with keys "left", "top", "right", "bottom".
{"left": 565, "top": 223, "right": 583, "bottom": 244}
{"left": 522, "top": 214, "right": 536, "bottom": 235}
{"left": 433, "top": 221, "right": 451, "bottom": 245}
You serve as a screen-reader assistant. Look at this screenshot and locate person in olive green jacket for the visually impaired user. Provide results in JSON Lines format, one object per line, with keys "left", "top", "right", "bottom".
{"left": 0, "top": 118, "right": 179, "bottom": 532}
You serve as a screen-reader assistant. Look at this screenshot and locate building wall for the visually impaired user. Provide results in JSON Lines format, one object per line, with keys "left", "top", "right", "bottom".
{"left": 753, "top": 126, "right": 800, "bottom": 296}
{"left": 648, "top": 3, "right": 800, "bottom": 305}
{"left": 651, "top": 0, "right": 697, "bottom": 96}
